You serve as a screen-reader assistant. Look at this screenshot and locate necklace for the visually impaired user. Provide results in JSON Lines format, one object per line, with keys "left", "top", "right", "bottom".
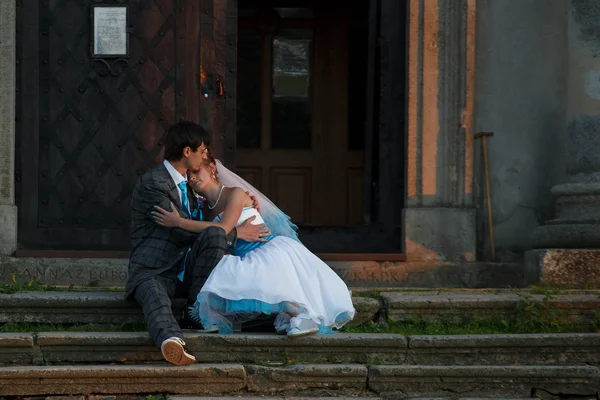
{"left": 208, "top": 186, "right": 225, "bottom": 210}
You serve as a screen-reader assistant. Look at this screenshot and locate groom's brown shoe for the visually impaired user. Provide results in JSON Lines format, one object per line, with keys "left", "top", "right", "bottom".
{"left": 161, "top": 337, "right": 195, "bottom": 366}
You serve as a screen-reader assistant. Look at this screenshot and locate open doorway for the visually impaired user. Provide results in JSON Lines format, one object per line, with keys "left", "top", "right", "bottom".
{"left": 235, "top": 0, "right": 405, "bottom": 254}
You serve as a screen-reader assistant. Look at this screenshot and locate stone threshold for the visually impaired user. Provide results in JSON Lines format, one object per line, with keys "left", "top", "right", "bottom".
{"left": 1, "top": 332, "right": 600, "bottom": 367}
{"left": 0, "top": 256, "right": 525, "bottom": 288}
{"left": 0, "top": 363, "right": 596, "bottom": 398}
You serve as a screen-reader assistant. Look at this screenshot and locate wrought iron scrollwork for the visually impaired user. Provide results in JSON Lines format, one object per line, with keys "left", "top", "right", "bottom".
{"left": 91, "top": 58, "right": 129, "bottom": 77}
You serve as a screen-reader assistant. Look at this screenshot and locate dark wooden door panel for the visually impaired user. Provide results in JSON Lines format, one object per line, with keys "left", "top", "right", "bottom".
{"left": 17, "top": 0, "right": 202, "bottom": 250}
{"left": 235, "top": 5, "right": 358, "bottom": 227}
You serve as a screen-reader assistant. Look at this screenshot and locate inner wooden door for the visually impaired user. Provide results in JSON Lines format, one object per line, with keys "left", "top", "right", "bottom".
{"left": 236, "top": 4, "right": 363, "bottom": 230}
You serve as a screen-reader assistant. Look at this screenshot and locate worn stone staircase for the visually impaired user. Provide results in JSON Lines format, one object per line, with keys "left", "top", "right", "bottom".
{"left": 0, "top": 289, "right": 599, "bottom": 398}
{"left": 0, "top": 331, "right": 599, "bottom": 398}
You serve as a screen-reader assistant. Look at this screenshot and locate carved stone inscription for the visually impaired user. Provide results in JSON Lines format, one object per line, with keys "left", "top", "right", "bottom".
{"left": 17, "top": 266, "right": 127, "bottom": 284}
{"left": 0, "top": 261, "right": 128, "bottom": 287}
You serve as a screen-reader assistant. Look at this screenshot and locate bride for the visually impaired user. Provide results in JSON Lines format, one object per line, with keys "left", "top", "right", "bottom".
{"left": 153, "top": 155, "right": 355, "bottom": 337}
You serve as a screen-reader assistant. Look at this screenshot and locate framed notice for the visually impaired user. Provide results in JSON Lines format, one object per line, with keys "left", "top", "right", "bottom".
{"left": 91, "top": 5, "right": 129, "bottom": 58}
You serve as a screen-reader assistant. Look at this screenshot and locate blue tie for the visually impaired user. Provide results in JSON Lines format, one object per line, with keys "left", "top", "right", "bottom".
{"left": 177, "top": 181, "right": 190, "bottom": 217}
{"left": 177, "top": 181, "right": 190, "bottom": 282}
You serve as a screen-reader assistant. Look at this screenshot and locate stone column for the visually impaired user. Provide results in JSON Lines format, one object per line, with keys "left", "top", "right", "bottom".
{"left": 0, "top": 1, "right": 17, "bottom": 256}
{"left": 404, "top": 0, "right": 477, "bottom": 262}
{"left": 528, "top": 1, "right": 600, "bottom": 285}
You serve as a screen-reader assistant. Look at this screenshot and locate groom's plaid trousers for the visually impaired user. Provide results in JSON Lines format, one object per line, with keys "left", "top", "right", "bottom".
{"left": 125, "top": 163, "right": 233, "bottom": 347}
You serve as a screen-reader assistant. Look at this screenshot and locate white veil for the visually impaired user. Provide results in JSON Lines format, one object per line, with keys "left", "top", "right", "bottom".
{"left": 215, "top": 160, "right": 300, "bottom": 242}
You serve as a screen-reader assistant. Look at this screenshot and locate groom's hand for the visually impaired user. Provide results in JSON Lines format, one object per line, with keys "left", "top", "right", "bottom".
{"left": 237, "top": 216, "right": 270, "bottom": 242}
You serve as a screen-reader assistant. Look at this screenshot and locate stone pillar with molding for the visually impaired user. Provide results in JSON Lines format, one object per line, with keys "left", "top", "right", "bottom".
{"left": 404, "top": 0, "right": 477, "bottom": 263}
{"left": 0, "top": 0, "right": 17, "bottom": 256}
{"left": 527, "top": 2, "right": 600, "bottom": 286}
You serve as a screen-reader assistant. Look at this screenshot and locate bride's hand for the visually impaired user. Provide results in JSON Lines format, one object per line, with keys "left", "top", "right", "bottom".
{"left": 246, "top": 192, "right": 260, "bottom": 212}
{"left": 152, "top": 203, "right": 182, "bottom": 228}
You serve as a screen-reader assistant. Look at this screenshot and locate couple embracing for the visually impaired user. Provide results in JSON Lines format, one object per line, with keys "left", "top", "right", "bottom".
{"left": 125, "top": 121, "right": 355, "bottom": 366}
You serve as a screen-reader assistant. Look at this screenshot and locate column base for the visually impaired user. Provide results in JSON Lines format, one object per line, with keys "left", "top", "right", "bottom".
{"left": 404, "top": 207, "right": 476, "bottom": 262}
{"left": 524, "top": 248, "right": 600, "bottom": 288}
{"left": 0, "top": 205, "right": 17, "bottom": 256}
{"left": 532, "top": 180, "right": 600, "bottom": 248}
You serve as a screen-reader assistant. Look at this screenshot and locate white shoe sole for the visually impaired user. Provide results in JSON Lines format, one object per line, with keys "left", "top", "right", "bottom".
{"left": 161, "top": 340, "right": 196, "bottom": 366}
{"left": 287, "top": 327, "right": 319, "bottom": 338}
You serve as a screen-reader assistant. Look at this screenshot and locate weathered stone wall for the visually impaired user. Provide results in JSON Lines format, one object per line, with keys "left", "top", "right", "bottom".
{"left": 0, "top": 0, "right": 17, "bottom": 256}
{"left": 404, "top": 0, "right": 477, "bottom": 263}
{"left": 474, "top": 0, "right": 569, "bottom": 261}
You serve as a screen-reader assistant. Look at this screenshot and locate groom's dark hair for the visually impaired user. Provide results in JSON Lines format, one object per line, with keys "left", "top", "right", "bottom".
{"left": 164, "top": 121, "right": 211, "bottom": 161}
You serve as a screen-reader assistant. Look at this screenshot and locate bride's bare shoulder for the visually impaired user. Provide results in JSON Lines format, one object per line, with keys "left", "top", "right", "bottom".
{"left": 224, "top": 186, "right": 252, "bottom": 207}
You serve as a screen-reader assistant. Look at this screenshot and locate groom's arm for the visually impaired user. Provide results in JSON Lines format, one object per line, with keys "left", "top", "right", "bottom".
{"left": 226, "top": 228, "right": 237, "bottom": 249}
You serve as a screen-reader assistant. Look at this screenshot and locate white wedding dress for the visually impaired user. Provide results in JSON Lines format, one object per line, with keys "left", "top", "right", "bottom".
{"left": 192, "top": 206, "right": 356, "bottom": 334}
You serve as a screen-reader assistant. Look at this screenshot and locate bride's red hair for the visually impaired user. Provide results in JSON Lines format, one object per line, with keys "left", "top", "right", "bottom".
{"left": 201, "top": 153, "right": 219, "bottom": 182}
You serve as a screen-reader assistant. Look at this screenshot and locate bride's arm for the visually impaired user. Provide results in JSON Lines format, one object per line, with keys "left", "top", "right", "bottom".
{"left": 152, "top": 204, "right": 220, "bottom": 233}
{"left": 152, "top": 188, "right": 248, "bottom": 235}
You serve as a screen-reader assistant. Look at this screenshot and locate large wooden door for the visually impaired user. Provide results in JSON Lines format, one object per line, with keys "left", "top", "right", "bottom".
{"left": 16, "top": 0, "right": 208, "bottom": 250}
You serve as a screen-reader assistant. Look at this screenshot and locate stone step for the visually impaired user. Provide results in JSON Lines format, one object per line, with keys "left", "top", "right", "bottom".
{"left": 0, "top": 363, "right": 596, "bottom": 398}
{"left": 2, "top": 331, "right": 600, "bottom": 367}
{"left": 0, "top": 291, "right": 380, "bottom": 326}
{"left": 0, "top": 256, "right": 526, "bottom": 288}
{"left": 33, "top": 397, "right": 544, "bottom": 400}
{"left": 382, "top": 291, "right": 600, "bottom": 325}
{"left": 0, "top": 363, "right": 368, "bottom": 397}
{"left": 368, "top": 365, "right": 600, "bottom": 398}
{"left": 42, "top": 397, "right": 535, "bottom": 400}
{"left": 169, "top": 398, "right": 381, "bottom": 400}
{"left": 2, "top": 290, "right": 600, "bottom": 329}
{"left": 168, "top": 398, "right": 531, "bottom": 400}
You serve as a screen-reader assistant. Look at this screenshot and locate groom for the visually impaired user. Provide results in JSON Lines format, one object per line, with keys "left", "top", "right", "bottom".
{"left": 125, "top": 121, "right": 267, "bottom": 366}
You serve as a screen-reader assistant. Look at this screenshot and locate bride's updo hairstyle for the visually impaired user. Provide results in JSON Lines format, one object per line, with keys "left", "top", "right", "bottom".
{"left": 201, "top": 153, "right": 219, "bottom": 183}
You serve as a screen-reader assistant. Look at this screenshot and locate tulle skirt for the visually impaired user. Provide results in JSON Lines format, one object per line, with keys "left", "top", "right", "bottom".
{"left": 192, "top": 236, "right": 355, "bottom": 334}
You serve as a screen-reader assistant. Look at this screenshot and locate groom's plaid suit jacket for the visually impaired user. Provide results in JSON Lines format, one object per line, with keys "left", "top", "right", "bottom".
{"left": 125, "top": 163, "right": 235, "bottom": 299}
